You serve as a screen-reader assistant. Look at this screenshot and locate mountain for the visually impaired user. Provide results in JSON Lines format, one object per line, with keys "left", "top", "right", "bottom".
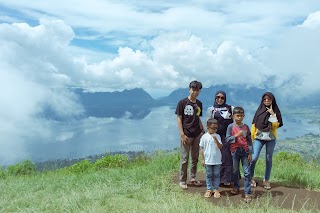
{"left": 160, "top": 85, "right": 269, "bottom": 108}
{"left": 76, "top": 88, "right": 160, "bottom": 119}
{"left": 159, "top": 85, "right": 320, "bottom": 108}
{"left": 44, "top": 86, "right": 319, "bottom": 120}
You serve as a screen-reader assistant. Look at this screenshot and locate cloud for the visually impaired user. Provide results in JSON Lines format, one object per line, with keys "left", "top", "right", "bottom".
{"left": 260, "top": 11, "right": 320, "bottom": 98}
{"left": 0, "top": 20, "right": 84, "bottom": 164}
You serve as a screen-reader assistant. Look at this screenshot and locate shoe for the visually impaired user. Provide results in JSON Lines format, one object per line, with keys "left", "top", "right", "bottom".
{"left": 263, "top": 181, "right": 271, "bottom": 190}
{"left": 213, "top": 190, "right": 221, "bottom": 198}
{"left": 230, "top": 188, "right": 240, "bottom": 195}
{"left": 204, "top": 190, "right": 213, "bottom": 198}
{"left": 179, "top": 182, "right": 188, "bottom": 189}
{"left": 189, "top": 178, "right": 202, "bottom": 187}
{"left": 251, "top": 179, "right": 257, "bottom": 187}
{"left": 223, "top": 182, "right": 231, "bottom": 186}
{"left": 244, "top": 194, "right": 252, "bottom": 203}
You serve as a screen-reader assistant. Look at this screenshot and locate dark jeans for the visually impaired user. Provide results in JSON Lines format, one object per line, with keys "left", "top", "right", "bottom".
{"left": 232, "top": 147, "right": 251, "bottom": 195}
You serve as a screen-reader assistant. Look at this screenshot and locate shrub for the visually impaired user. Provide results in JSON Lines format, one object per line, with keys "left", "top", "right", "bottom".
{"left": 65, "top": 159, "right": 93, "bottom": 174}
{"left": 7, "top": 160, "right": 36, "bottom": 176}
{"left": 274, "top": 151, "right": 304, "bottom": 165}
{"left": 0, "top": 166, "right": 6, "bottom": 179}
{"left": 94, "top": 154, "right": 128, "bottom": 170}
{"left": 131, "top": 153, "right": 151, "bottom": 165}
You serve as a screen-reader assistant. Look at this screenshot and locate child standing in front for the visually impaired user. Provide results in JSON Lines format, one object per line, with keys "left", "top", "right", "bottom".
{"left": 225, "top": 107, "right": 253, "bottom": 203}
{"left": 200, "top": 118, "right": 223, "bottom": 198}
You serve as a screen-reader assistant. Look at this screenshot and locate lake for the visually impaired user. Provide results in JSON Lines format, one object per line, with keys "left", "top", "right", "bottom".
{"left": 1, "top": 106, "right": 319, "bottom": 165}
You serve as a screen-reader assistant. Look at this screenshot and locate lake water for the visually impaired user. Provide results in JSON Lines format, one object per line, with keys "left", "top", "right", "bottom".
{"left": 2, "top": 106, "right": 320, "bottom": 165}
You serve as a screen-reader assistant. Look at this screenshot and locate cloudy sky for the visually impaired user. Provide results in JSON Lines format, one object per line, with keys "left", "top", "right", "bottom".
{"left": 1, "top": 1, "right": 320, "bottom": 163}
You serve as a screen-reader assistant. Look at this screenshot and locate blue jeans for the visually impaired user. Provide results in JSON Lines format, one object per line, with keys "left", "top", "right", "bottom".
{"left": 205, "top": 164, "right": 221, "bottom": 191}
{"left": 232, "top": 147, "right": 251, "bottom": 195}
{"left": 250, "top": 139, "right": 276, "bottom": 181}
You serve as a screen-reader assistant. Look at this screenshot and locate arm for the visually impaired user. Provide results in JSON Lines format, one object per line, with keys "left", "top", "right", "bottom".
{"left": 246, "top": 125, "right": 253, "bottom": 154}
{"left": 177, "top": 115, "right": 188, "bottom": 144}
{"left": 225, "top": 124, "right": 236, "bottom": 143}
{"left": 267, "top": 105, "right": 280, "bottom": 129}
{"left": 251, "top": 123, "right": 257, "bottom": 141}
{"left": 200, "top": 147, "right": 205, "bottom": 166}
{"left": 212, "top": 135, "right": 223, "bottom": 150}
{"left": 205, "top": 107, "right": 213, "bottom": 123}
{"left": 199, "top": 118, "right": 205, "bottom": 134}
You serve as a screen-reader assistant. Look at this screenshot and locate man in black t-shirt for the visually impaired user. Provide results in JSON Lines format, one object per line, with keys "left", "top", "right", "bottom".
{"left": 175, "top": 80, "right": 204, "bottom": 189}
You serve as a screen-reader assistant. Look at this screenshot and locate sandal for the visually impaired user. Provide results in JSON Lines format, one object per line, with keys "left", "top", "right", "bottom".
{"left": 244, "top": 194, "right": 252, "bottom": 203}
{"left": 189, "top": 179, "right": 202, "bottom": 187}
{"left": 204, "top": 190, "right": 213, "bottom": 198}
{"left": 179, "top": 182, "right": 188, "bottom": 189}
{"left": 213, "top": 190, "right": 221, "bottom": 198}
{"left": 263, "top": 181, "right": 271, "bottom": 190}
{"left": 251, "top": 179, "right": 257, "bottom": 187}
{"left": 230, "top": 188, "right": 240, "bottom": 195}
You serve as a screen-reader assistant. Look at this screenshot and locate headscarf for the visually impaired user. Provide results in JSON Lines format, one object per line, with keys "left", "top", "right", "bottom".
{"left": 213, "top": 90, "right": 227, "bottom": 108}
{"left": 252, "top": 92, "right": 283, "bottom": 131}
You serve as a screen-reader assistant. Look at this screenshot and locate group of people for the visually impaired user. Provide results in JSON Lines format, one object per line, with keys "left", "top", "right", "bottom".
{"left": 175, "top": 80, "right": 283, "bottom": 202}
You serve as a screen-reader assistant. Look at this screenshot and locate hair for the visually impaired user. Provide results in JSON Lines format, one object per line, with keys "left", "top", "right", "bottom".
{"left": 189, "top": 80, "right": 202, "bottom": 90}
{"left": 233, "top": 106, "right": 245, "bottom": 115}
{"left": 207, "top": 118, "right": 218, "bottom": 126}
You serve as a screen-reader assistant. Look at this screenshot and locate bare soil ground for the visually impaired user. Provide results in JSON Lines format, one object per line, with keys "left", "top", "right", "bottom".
{"left": 173, "top": 172, "right": 320, "bottom": 211}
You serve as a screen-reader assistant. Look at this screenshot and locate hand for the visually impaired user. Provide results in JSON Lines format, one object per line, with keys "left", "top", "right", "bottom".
{"left": 248, "top": 154, "right": 252, "bottom": 162}
{"left": 201, "top": 159, "right": 205, "bottom": 167}
{"left": 266, "top": 105, "right": 275, "bottom": 116}
{"left": 180, "top": 134, "right": 189, "bottom": 145}
{"left": 236, "top": 130, "right": 243, "bottom": 137}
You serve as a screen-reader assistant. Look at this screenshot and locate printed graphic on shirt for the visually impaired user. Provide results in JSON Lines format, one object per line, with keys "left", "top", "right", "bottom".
{"left": 184, "top": 105, "right": 194, "bottom": 115}
{"left": 184, "top": 104, "right": 201, "bottom": 116}
{"left": 196, "top": 105, "right": 201, "bottom": 116}
{"left": 212, "top": 107, "right": 231, "bottom": 119}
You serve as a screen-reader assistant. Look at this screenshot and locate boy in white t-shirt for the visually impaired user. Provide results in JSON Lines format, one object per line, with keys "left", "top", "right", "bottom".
{"left": 200, "top": 118, "right": 223, "bottom": 198}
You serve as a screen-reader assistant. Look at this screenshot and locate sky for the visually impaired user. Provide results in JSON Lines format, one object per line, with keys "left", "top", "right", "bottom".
{"left": 1, "top": 1, "right": 320, "bottom": 164}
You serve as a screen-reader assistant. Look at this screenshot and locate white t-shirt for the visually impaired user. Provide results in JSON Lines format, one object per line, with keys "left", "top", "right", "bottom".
{"left": 199, "top": 132, "right": 222, "bottom": 165}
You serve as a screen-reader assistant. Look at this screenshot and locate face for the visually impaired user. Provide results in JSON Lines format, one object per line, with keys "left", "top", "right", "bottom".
{"left": 207, "top": 124, "right": 218, "bottom": 134}
{"left": 233, "top": 113, "right": 244, "bottom": 123}
{"left": 215, "top": 93, "right": 225, "bottom": 105}
{"left": 189, "top": 88, "right": 201, "bottom": 99}
{"left": 262, "top": 95, "right": 273, "bottom": 107}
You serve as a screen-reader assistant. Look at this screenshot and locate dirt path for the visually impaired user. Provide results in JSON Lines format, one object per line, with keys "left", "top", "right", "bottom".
{"left": 173, "top": 172, "right": 320, "bottom": 211}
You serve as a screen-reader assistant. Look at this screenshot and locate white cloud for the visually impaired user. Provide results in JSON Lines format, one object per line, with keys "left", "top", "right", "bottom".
{"left": 260, "top": 11, "right": 320, "bottom": 98}
{"left": 0, "top": 20, "right": 84, "bottom": 164}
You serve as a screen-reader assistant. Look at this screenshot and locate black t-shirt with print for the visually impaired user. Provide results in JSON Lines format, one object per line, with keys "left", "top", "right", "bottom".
{"left": 175, "top": 97, "right": 203, "bottom": 138}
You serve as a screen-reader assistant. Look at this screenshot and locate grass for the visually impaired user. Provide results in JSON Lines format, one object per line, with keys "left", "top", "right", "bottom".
{"left": 1, "top": 150, "right": 320, "bottom": 212}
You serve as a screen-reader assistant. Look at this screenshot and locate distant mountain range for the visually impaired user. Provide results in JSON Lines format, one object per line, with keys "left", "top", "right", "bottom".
{"left": 74, "top": 88, "right": 161, "bottom": 119}
{"left": 44, "top": 86, "right": 319, "bottom": 120}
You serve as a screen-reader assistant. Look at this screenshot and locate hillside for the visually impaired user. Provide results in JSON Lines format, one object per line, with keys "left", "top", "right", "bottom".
{"left": 76, "top": 88, "right": 160, "bottom": 119}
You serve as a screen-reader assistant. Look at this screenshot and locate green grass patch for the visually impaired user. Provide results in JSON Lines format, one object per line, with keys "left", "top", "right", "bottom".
{"left": 1, "top": 150, "right": 319, "bottom": 212}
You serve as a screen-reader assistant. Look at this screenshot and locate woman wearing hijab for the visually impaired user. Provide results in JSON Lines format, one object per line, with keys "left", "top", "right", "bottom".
{"left": 206, "top": 91, "right": 234, "bottom": 185}
{"left": 250, "top": 92, "right": 283, "bottom": 190}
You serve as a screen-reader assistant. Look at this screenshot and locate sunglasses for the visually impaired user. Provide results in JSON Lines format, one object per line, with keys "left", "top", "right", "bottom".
{"left": 216, "top": 96, "right": 225, "bottom": 100}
